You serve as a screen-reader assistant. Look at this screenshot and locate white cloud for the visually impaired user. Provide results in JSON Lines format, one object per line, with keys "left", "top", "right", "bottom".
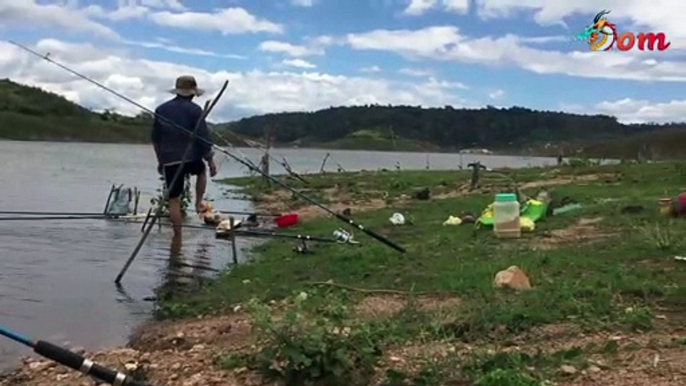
{"left": 291, "top": 0, "right": 315, "bottom": 6}
{"left": 0, "top": 0, "right": 119, "bottom": 39}
{"left": 282, "top": 58, "right": 316, "bottom": 68}
{"left": 345, "top": 26, "right": 686, "bottom": 82}
{"left": 149, "top": 7, "right": 283, "bottom": 34}
{"left": 360, "top": 65, "right": 382, "bottom": 73}
{"left": 4, "top": 1, "right": 282, "bottom": 37}
{"left": 258, "top": 40, "right": 324, "bottom": 57}
{"left": 474, "top": 1, "right": 686, "bottom": 48}
{"left": 0, "top": 39, "right": 469, "bottom": 122}
{"left": 489, "top": 89, "right": 504, "bottom": 99}
{"left": 133, "top": 0, "right": 187, "bottom": 10}
{"left": 399, "top": 68, "right": 433, "bottom": 76}
{"left": 425, "top": 76, "right": 469, "bottom": 90}
{"left": 443, "top": 0, "right": 469, "bottom": 13}
{"left": 404, "top": 0, "right": 436, "bottom": 15}
{"left": 403, "top": 0, "right": 469, "bottom": 15}
{"left": 123, "top": 40, "right": 246, "bottom": 59}
{"left": 584, "top": 98, "right": 686, "bottom": 124}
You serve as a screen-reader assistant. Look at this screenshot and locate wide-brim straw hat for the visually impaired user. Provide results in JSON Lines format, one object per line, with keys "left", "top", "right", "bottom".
{"left": 169, "top": 75, "right": 205, "bottom": 97}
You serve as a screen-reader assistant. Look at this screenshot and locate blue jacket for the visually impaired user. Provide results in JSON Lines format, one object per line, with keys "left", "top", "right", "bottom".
{"left": 151, "top": 95, "right": 213, "bottom": 165}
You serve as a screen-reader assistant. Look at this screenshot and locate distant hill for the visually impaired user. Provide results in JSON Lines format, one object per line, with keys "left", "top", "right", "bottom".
{"left": 0, "top": 79, "right": 243, "bottom": 145}
{"left": 0, "top": 78, "right": 153, "bottom": 142}
{"left": 2, "top": 78, "right": 686, "bottom": 160}
{"left": 220, "top": 105, "right": 686, "bottom": 156}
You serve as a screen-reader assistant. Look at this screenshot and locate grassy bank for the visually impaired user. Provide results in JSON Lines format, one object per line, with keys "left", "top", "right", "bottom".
{"left": 148, "top": 161, "right": 686, "bottom": 385}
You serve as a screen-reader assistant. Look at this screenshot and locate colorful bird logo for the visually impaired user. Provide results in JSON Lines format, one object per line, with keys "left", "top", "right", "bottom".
{"left": 575, "top": 10, "right": 618, "bottom": 51}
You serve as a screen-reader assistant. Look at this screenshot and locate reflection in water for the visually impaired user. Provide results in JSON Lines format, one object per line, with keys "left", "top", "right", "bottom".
{"left": 156, "top": 236, "right": 216, "bottom": 303}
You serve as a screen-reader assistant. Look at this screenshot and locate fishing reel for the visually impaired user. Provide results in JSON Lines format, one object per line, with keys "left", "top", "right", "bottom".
{"left": 333, "top": 228, "right": 359, "bottom": 244}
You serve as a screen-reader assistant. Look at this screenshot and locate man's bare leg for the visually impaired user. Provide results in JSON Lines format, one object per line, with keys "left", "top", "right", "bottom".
{"left": 195, "top": 172, "right": 207, "bottom": 213}
{"left": 168, "top": 197, "right": 183, "bottom": 237}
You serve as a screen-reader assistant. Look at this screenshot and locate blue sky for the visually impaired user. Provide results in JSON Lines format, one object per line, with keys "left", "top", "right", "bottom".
{"left": 1, "top": 0, "right": 685, "bottom": 123}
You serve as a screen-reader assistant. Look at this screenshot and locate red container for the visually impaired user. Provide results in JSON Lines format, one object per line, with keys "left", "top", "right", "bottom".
{"left": 275, "top": 212, "right": 299, "bottom": 228}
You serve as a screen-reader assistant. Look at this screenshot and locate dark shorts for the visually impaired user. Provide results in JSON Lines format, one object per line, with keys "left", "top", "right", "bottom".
{"left": 163, "top": 159, "right": 205, "bottom": 199}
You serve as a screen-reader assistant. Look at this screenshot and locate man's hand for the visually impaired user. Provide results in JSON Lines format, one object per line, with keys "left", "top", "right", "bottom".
{"left": 208, "top": 160, "right": 217, "bottom": 177}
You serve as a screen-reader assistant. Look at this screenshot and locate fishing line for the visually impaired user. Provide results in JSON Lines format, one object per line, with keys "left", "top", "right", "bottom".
{"left": 0, "top": 325, "right": 150, "bottom": 386}
{"left": 9, "top": 40, "right": 406, "bottom": 265}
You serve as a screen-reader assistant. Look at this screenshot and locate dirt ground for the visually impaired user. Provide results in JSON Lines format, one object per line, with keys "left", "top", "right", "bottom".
{"left": 529, "top": 217, "right": 617, "bottom": 250}
{"left": 252, "top": 172, "right": 620, "bottom": 221}
{"left": 1, "top": 294, "right": 683, "bottom": 386}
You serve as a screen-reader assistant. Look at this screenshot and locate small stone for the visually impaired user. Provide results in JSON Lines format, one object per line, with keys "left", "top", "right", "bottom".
{"left": 171, "top": 363, "right": 182, "bottom": 370}
{"left": 56, "top": 373, "right": 70, "bottom": 381}
{"left": 28, "top": 361, "right": 53, "bottom": 371}
{"left": 389, "top": 356, "right": 402, "bottom": 362}
{"left": 588, "top": 365, "right": 602, "bottom": 373}
{"left": 170, "top": 373, "right": 179, "bottom": 380}
{"left": 232, "top": 305, "right": 242, "bottom": 313}
{"left": 560, "top": 365, "right": 577, "bottom": 375}
{"left": 242, "top": 279, "right": 251, "bottom": 284}
{"left": 493, "top": 266, "right": 532, "bottom": 290}
{"left": 190, "top": 344, "right": 205, "bottom": 353}
{"left": 176, "top": 332, "right": 185, "bottom": 338}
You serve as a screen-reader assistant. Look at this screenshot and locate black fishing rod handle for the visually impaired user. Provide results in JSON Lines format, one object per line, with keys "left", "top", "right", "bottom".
{"left": 34, "top": 340, "right": 150, "bottom": 386}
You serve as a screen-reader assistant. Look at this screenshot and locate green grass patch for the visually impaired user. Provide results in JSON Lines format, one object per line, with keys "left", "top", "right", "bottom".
{"left": 160, "top": 162, "right": 686, "bottom": 384}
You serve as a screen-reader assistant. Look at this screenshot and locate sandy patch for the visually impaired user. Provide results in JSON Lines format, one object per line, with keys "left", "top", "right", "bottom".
{"left": 530, "top": 217, "right": 617, "bottom": 250}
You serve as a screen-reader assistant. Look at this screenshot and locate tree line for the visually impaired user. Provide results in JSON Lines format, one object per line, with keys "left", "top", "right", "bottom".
{"left": 221, "top": 104, "right": 684, "bottom": 150}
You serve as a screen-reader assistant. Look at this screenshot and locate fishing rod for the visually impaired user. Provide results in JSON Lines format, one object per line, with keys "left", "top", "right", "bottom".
{"left": 228, "top": 229, "right": 341, "bottom": 243}
{"left": 0, "top": 325, "right": 150, "bottom": 386}
{"left": 0, "top": 209, "right": 278, "bottom": 217}
{"left": 152, "top": 222, "right": 345, "bottom": 243}
{"left": 207, "top": 208, "right": 281, "bottom": 217}
{"left": 0, "top": 215, "right": 117, "bottom": 221}
{"left": 0, "top": 211, "right": 119, "bottom": 216}
{"left": 10, "top": 40, "right": 406, "bottom": 260}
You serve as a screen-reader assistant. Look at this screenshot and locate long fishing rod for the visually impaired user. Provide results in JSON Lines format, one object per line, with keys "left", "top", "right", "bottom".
{"left": 0, "top": 215, "right": 115, "bottom": 221}
{"left": 229, "top": 229, "right": 341, "bottom": 243}
{"left": 0, "top": 211, "right": 118, "bottom": 216}
{"left": 10, "top": 40, "right": 406, "bottom": 257}
{"left": 0, "top": 325, "right": 150, "bottom": 386}
{"left": 151, "top": 222, "right": 345, "bottom": 243}
{"left": 0, "top": 209, "right": 278, "bottom": 217}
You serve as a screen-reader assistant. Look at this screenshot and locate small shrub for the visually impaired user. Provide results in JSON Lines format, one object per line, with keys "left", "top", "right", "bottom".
{"left": 235, "top": 293, "right": 384, "bottom": 386}
{"left": 637, "top": 222, "right": 680, "bottom": 251}
{"left": 619, "top": 306, "right": 653, "bottom": 331}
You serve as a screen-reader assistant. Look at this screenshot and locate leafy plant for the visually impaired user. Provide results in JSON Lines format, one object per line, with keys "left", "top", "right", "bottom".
{"left": 150, "top": 175, "right": 192, "bottom": 217}
{"left": 229, "top": 293, "right": 383, "bottom": 386}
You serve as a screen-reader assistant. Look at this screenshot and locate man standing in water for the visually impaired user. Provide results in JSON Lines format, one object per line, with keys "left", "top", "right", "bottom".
{"left": 151, "top": 75, "right": 217, "bottom": 237}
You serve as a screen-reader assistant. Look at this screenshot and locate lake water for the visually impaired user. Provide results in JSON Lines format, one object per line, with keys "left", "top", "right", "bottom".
{"left": 0, "top": 140, "right": 556, "bottom": 372}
